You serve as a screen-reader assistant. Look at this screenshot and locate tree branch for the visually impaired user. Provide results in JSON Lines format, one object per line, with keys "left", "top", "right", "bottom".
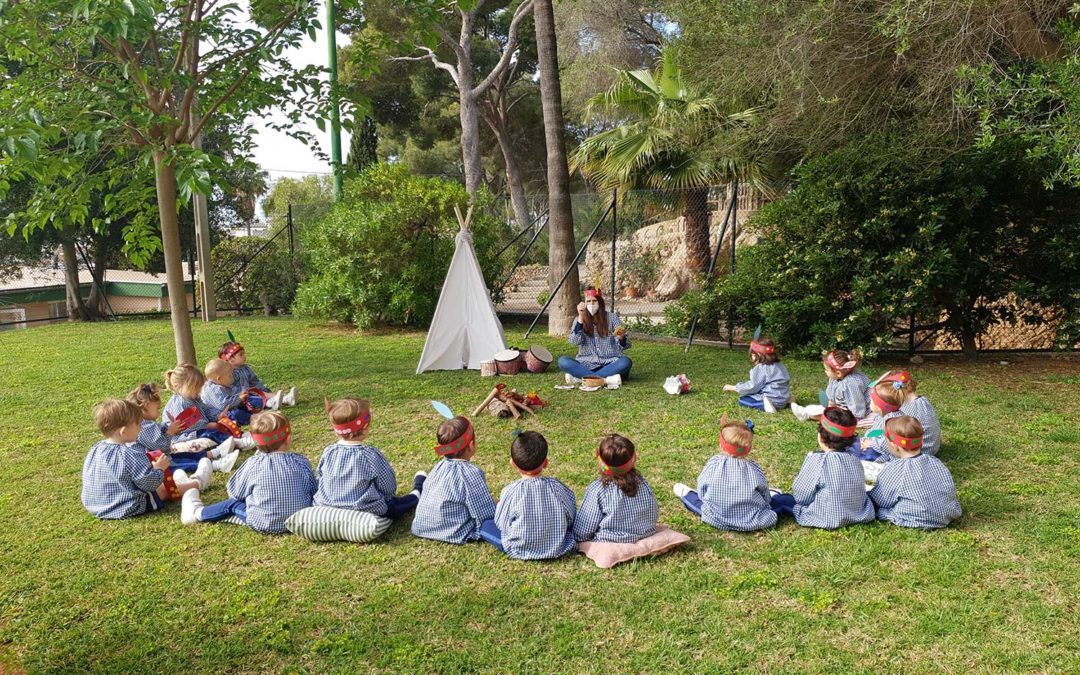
{"left": 472, "top": 0, "right": 534, "bottom": 96}
{"left": 392, "top": 49, "right": 459, "bottom": 86}
{"left": 183, "top": 69, "right": 251, "bottom": 143}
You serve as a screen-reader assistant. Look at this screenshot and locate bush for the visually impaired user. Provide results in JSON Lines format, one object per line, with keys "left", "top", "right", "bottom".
{"left": 293, "top": 164, "right": 509, "bottom": 328}
{"left": 212, "top": 237, "right": 301, "bottom": 314}
{"left": 666, "top": 134, "right": 1080, "bottom": 356}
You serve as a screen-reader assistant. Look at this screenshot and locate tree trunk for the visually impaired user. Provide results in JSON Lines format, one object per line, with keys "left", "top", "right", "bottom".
{"left": 960, "top": 324, "right": 979, "bottom": 359}
{"left": 484, "top": 109, "right": 532, "bottom": 228}
{"left": 86, "top": 241, "right": 109, "bottom": 318}
{"left": 60, "top": 226, "right": 91, "bottom": 321}
{"left": 153, "top": 150, "right": 198, "bottom": 365}
{"left": 534, "top": 0, "right": 579, "bottom": 335}
{"left": 683, "top": 186, "right": 711, "bottom": 273}
{"left": 458, "top": 76, "right": 485, "bottom": 195}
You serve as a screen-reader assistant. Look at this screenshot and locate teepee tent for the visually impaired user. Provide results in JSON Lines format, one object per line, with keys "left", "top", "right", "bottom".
{"left": 416, "top": 204, "right": 507, "bottom": 374}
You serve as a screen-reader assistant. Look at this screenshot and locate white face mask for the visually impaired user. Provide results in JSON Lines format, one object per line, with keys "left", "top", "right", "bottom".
{"left": 586, "top": 303, "right": 600, "bottom": 316}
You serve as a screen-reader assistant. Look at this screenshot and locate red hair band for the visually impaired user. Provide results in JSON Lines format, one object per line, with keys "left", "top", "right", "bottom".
{"left": 596, "top": 448, "right": 637, "bottom": 476}
{"left": 584, "top": 289, "right": 602, "bottom": 300}
{"left": 332, "top": 410, "right": 371, "bottom": 436}
{"left": 819, "top": 408, "right": 857, "bottom": 437}
{"left": 825, "top": 351, "right": 857, "bottom": 372}
{"left": 251, "top": 423, "right": 291, "bottom": 447}
{"left": 435, "top": 419, "right": 474, "bottom": 456}
{"left": 749, "top": 340, "right": 774, "bottom": 355}
{"left": 881, "top": 371, "right": 911, "bottom": 385}
{"left": 220, "top": 342, "right": 244, "bottom": 361}
{"left": 869, "top": 388, "right": 900, "bottom": 414}
{"left": 885, "top": 423, "right": 923, "bottom": 451}
{"left": 717, "top": 414, "right": 752, "bottom": 457}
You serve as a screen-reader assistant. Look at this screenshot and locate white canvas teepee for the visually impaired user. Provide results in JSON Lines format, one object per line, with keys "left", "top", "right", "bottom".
{"left": 416, "top": 204, "right": 507, "bottom": 373}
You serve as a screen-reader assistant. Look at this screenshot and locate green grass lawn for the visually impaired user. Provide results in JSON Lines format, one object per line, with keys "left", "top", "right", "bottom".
{"left": 1, "top": 317, "right": 1077, "bottom": 673}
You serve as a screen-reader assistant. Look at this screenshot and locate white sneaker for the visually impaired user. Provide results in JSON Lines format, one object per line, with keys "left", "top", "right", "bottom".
{"left": 763, "top": 397, "right": 777, "bottom": 414}
{"left": 672, "top": 482, "right": 693, "bottom": 498}
{"left": 790, "top": 402, "right": 810, "bottom": 422}
{"left": 212, "top": 449, "right": 240, "bottom": 473}
{"left": 235, "top": 432, "right": 257, "bottom": 450}
{"left": 282, "top": 386, "right": 297, "bottom": 406}
{"left": 211, "top": 437, "right": 236, "bottom": 459}
{"left": 266, "top": 390, "right": 283, "bottom": 410}
{"left": 181, "top": 489, "right": 204, "bottom": 525}
{"left": 565, "top": 373, "right": 582, "bottom": 385}
{"left": 193, "top": 458, "right": 213, "bottom": 490}
{"left": 604, "top": 374, "right": 622, "bottom": 388}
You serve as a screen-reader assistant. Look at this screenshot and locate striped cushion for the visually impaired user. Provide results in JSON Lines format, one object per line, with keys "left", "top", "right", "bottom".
{"left": 286, "top": 506, "right": 393, "bottom": 543}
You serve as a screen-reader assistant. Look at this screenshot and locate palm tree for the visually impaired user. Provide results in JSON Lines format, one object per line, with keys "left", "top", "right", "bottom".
{"left": 572, "top": 49, "right": 769, "bottom": 272}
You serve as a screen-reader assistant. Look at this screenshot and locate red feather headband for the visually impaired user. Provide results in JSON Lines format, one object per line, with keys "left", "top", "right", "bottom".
{"left": 819, "top": 408, "right": 857, "bottom": 437}
{"left": 220, "top": 342, "right": 244, "bottom": 361}
{"left": 869, "top": 387, "right": 901, "bottom": 414}
{"left": 435, "top": 419, "right": 474, "bottom": 456}
{"left": 717, "top": 414, "right": 753, "bottom": 457}
{"left": 749, "top": 340, "right": 774, "bottom": 355}
{"left": 824, "top": 351, "right": 857, "bottom": 372}
{"left": 251, "top": 423, "right": 291, "bottom": 447}
{"left": 596, "top": 448, "right": 637, "bottom": 476}
{"left": 885, "top": 420, "right": 923, "bottom": 451}
{"left": 584, "top": 288, "right": 602, "bottom": 300}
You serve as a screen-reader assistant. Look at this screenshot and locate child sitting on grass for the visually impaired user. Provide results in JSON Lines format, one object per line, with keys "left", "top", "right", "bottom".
{"left": 219, "top": 338, "right": 296, "bottom": 409}
{"left": 852, "top": 379, "right": 906, "bottom": 461}
{"left": 770, "top": 407, "right": 876, "bottom": 530}
{"left": 673, "top": 417, "right": 777, "bottom": 532}
{"left": 573, "top": 434, "right": 658, "bottom": 544}
{"left": 893, "top": 371, "right": 942, "bottom": 456}
{"left": 869, "top": 416, "right": 962, "bottom": 529}
{"left": 411, "top": 416, "right": 496, "bottom": 545}
{"left": 128, "top": 383, "right": 239, "bottom": 474}
{"left": 161, "top": 364, "right": 234, "bottom": 452}
{"left": 723, "top": 336, "right": 790, "bottom": 413}
{"left": 199, "top": 359, "right": 256, "bottom": 450}
{"left": 82, "top": 399, "right": 207, "bottom": 520}
{"left": 313, "top": 397, "right": 426, "bottom": 518}
{"left": 180, "top": 411, "right": 316, "bottom": 533}
{"left": 481, "top": 431, "right": 576, "bottom": 559}
{"left": 790, "top": 349, "right": 871, "bottom": 424}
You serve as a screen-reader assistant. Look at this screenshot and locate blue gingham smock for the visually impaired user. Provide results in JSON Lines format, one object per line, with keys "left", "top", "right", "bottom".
{"left": 572, "top": 477, "right": 659, "bottom": 543}
{"left": 81, "top": 441, "right": 165, "bottom": 519}
{"left": 735, "top": 363, "right": 791, "bottom": 407}
{"left": 869, "top": 454, "right": 961, "bottom": 529}
{"left": 568, "top": 311, "right": 630, "bottom": 369}
{"left": 226, "top": 451, "right": 317, "bottom": 534}
{"left": 697, "top": 454, "right": 778, "bottom": 531}
{"left": 231, "top": 364, "right": 266, "bottom": 394}
{"left": 161, "top": 394, "right": 210, "bottom": 441}
{"left": 790, "top": 451, "right": 876, "bottom": 529}
{"left": 495, "top": 477, "right": 577, "bottom": 559}
{"left": 314, "top": 441, "right": 399, "bottom": 516}
{"left": 411, "top": 459, "right": 496, "bottom": 544}
{"left": 864, "top": 411, "right": 904, "bottom": 459}
{"left": 827, "top": 370, "right": 871, "bottom": 419}
{"left": 200, "top": 381, "right": 241, "bottom": 420}
{"left": 900, "top": 396, "right": 942, "bottom": 456}
{"left": 136, "top": 420, "right": 171, "bottom": 453}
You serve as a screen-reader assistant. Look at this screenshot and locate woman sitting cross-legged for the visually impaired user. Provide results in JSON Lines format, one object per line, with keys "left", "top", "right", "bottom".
{"left": 558, "top": 286, "right": 632, "bottom": 385}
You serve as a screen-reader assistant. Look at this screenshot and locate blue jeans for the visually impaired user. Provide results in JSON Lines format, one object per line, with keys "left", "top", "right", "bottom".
{"left": 770, "top": 493, "right": 796, "bottom": 516}
{"left": 738, "top": 394, "right": 767, "bottom": 410}
{"left": 199, "top": 497, "right": 248, "bottom": 523}
{"left": 558, "top": 356, "right": 633, "bottom": 379}
{"left": 679, "top": 490, "right": 703, "bottom": 516}
{"left": 479, "top": 519, "right": 505, "bottom": 552}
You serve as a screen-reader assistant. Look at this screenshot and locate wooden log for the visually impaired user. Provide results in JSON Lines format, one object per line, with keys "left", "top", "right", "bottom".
{"left": 473, "top": 387, "right": 501, "bottom": 417}
{"left": 488, "top": 399, "right": 512, "bottom": 418}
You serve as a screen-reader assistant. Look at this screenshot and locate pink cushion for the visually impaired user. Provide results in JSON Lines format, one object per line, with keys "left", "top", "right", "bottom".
{"left": 577, "top": 526, "right": 691, "bottom": 568}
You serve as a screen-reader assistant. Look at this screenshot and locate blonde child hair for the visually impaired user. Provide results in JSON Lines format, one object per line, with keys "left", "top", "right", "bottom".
{"left": 249, "top": 411, "right": 291, "bottom": 452}
{"left": 204, "top": 358, "right": 233, "bottom": 381}
{"left": 127, "top": 382, "right": 162, "bottom": 407}
{"left": 164, "top": 364, "right": 205, "bottom": 399}
{"left": 719, "top": 421, "right": 755, "bottom": 456}
{"left": 871, "top": 380, "right": 906, "bottom": 410}
{"left": 326, "top": 397, "right": 371, "bottom": 441}
{"left": 94, "top": 398, "right": 143, "bottom": 437}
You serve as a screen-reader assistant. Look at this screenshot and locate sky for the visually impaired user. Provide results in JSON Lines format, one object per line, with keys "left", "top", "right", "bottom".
{"left": 249, "top": 6, "right": 351, "bottom": 185}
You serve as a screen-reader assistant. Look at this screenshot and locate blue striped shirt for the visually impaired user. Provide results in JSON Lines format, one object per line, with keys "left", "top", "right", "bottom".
{"left": 231, "top": 364, "right": 266, "bottom": 394}
{"left": 313, "top": 441, "right": 399, "bottom": 516}
{"left": 697, "top": 454, "right": 778, "bottom": 531}
{"left": 81, "top": 441, "right": 164, "bottom": 519}
{"left": 827, "top": 369, "right": 871, "bottom": 419}
{"left": 568, "top": 311, "right": 630, "bottom": 369}
{"left": 200, "top": 381, "right": 240, "bottom": 420}
{"left": 870, "top": 454, "right": 961, "bottom": 529}
{"left": 791, "top": 451, "right": 876, "bottom": 529}
{"left": 411, "top": 459, "right": 496, "bottom": 544}
{"left": 226, "top": 451, "right": 317, "bottom": 534}
{"left": 572, "top": 476, "right": 659, "bottom": 543}
{"left": 161, "top": 394, "right": 209, "bottom": 441}
{"left": 735, "top": 363, "right": 791, "bottom": 407}
{"left": 495, "top": 476, "right": 577, "bottom": 559}
{"left": 901, "top": 396, "right": 941, "bottom": 456}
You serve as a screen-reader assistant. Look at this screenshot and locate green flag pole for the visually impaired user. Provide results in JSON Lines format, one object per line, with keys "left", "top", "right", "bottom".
{"left": 326, "top": 0, "right": 343, "bottom": 201}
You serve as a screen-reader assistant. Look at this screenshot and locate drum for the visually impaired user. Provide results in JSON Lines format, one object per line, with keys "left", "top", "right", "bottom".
{"left": 217, "top": 416, "right": 243, "bottom": 438}
{"left": 524, "top": 345, "right": 553, "bottom": 373}
{"left": 244, "top": 388, "right": 266, "bottom": 413}
{"left": 173, "top": 405, "right": 202, "bottom": 430}
{"left": 582, "top": 376, "right": 607, "bottom": 389}
{"left": 494, "top": 349, "right": 523, "bottom": 375}
{"left": 480, "top": 359, "right": 497, "bottom": 377}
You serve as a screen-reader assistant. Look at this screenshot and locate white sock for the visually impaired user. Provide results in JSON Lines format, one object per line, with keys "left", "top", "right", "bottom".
{"left": 763, "top": 397, "right": 777, "bottom": 413}
{"left": 672, "top": 482, "right": 692, "bottom": 498}
{"left": 181, "top": 489, "right": 204, "bottom": 525}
